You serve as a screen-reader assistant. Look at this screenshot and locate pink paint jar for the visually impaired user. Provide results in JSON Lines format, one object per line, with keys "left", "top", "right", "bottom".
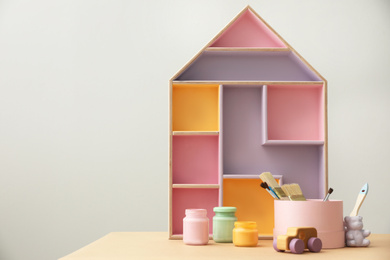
{"left": 183, "top": 209, "right": 209, "bottom": 245}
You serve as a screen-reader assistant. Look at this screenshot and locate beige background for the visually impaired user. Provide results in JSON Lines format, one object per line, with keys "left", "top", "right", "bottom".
{"left": 0, "top": 1, "right": 389, "bottom": 259}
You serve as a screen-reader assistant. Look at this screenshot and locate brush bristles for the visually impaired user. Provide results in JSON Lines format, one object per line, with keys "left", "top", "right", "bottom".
{"left": 259, "top": 172, "right": 279, "bottom": 188}
{"left": 271, "top": 187, "right": 288, "bottom": 200}
{"left": 281, "top": 185, "right": 292, "bottom": 196}
{"left": 289, "top": 194, "right": 306, "bottom": 201}
{"left": 281, "top": 184, "right": 306, "bottom": 201}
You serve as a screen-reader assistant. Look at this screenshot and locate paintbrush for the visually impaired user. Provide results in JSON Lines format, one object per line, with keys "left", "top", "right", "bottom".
{"left": 323, "top": 188, "right": 334, "bottom": 201}
{"left": 260, "top": 182, "right": 279, "bottom": 199}
{"left": 281, "top": 184, "right": 306, "bottom": 201}
{"left": 259, "top": 172, "right": 289, "bottom": 200}
{"left": 350, "top": 183, "right": 369, "bottom": 216}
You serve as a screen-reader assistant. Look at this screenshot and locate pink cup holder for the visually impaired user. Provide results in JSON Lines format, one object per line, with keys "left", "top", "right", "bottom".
{"left": 273, "top": 199, "right": 345, "bottom": 249}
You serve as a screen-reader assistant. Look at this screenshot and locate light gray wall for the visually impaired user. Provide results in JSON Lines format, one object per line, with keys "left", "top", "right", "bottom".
{"left": 0, "top": 0, "right": 389, "bottom": 259}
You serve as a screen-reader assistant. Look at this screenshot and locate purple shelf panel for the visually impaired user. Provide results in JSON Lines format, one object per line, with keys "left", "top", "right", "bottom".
{"left": 175, "top": 51, "right": 322, "bottom": 82}
{"left": 222, "top": 86, "right": 324, "bottom": 199}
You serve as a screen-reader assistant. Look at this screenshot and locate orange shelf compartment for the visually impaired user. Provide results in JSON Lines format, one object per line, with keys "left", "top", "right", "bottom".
{"left": 223, "top": 178, "right": 279, "bottom": 237}
{"left": 172, "top": 84, "right": 219, "bottom": 132}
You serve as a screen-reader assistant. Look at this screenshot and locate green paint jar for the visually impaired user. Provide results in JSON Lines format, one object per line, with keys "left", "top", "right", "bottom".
{"left": 213, "top": 207, "right": 237, "bottom": 243}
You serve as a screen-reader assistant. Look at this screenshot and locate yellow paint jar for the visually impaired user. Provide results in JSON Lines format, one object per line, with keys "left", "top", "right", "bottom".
{"left": 233, "top": 221, "right": 258, "bottom": 247}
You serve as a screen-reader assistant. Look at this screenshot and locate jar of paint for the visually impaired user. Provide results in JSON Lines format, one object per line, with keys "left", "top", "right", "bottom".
{"left": 183, "top": 209, "right": 209, "bottom": 245}
{"left": 233, "top": 221, "right": 258, "bottom": 247}
{"left": 213, "top": 207, "right": 237, "bottom": 243}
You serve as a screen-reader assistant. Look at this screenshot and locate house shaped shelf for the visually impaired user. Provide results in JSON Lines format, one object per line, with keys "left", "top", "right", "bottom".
{"left": 169, "top": 6, "right": 327, "bottom": 240}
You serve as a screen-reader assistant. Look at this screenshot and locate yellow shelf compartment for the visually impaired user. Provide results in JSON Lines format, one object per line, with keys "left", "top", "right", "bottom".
{"left": 222, "top": 175, "right": 282, "bottom": 238}
{"left": 172, "top": 84, "right": 220, "bottom": 132}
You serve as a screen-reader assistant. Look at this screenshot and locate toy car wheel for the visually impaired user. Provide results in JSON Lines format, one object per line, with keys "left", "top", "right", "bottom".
{"left": 289, "top": 238, "right": 304, "bottom": 254}
{"left": 273, "top": 238, "right": 284, "bottom": 252}
{"left": 308, "top": 237, "right": 322, "bottom": 252}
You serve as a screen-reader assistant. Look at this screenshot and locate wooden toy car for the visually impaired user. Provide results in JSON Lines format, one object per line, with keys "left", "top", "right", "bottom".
{"left": 273, "top": 227, "right": 322, "bottom": 254}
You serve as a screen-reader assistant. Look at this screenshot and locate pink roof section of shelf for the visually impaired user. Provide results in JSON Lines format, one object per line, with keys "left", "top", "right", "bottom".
{"left": 171, "top": 5, "right": 326, "bottom": 83}
{"left": 209, "top": 6, "right": 286, "bottom": 48}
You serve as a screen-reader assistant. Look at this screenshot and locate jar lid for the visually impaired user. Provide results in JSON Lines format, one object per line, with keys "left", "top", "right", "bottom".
{"left": 234, "top": 221, "right": 257, "bottom": 229}
{"left": 213, "top": 206, "right": 237, "bottom": 213}
{"left": 185, "top": 209, "right": 207, "bottom": 216}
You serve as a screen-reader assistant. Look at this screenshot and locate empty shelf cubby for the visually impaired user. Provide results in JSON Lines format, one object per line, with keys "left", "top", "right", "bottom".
{"left": 263, "top": 84, "right": 324, "bottom": 145}
{"left": 172, "top": 135, "right": 219, "bottom": 185}
{"left": 172, "top": 84, "right": 219, "bottom": 132}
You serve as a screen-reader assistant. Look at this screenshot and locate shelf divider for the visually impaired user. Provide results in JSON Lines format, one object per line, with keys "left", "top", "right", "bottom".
{"left": 170, "top": 234, "right": 214, "bottom": 240}
{"left": 172, "top": 81, "right": 324, "bottom": 85}
{"left": 262, "top": 140, "right": 325, "bottom": 146}
{"left": 223, "top": 174, "right": 282, "bottom": 182}
{"left": 205, "top": 47, "right": 289, "bottom": 52}
{"left": 172, "top": 131, "right": 219, "bottom": 136}
{"left": 172, "top": 184, "right": 220, "bottom": 189}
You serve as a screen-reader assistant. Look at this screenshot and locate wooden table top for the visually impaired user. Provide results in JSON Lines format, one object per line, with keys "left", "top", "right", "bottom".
{"left": 59, "top": 232, "right": 390, "bottom": 260}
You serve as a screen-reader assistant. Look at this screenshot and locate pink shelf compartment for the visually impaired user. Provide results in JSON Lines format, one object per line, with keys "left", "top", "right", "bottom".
{"left": 263, "top": 84, "right": 324, "bottom": 144}
{"left": 172, "top": 135, "right": 219, "bottom": 185}
{"left": 172, "top": 188, "right": 219, "bottom": 236}
{"left": 209, "top": 9, "right": 286, "bottom": 48}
